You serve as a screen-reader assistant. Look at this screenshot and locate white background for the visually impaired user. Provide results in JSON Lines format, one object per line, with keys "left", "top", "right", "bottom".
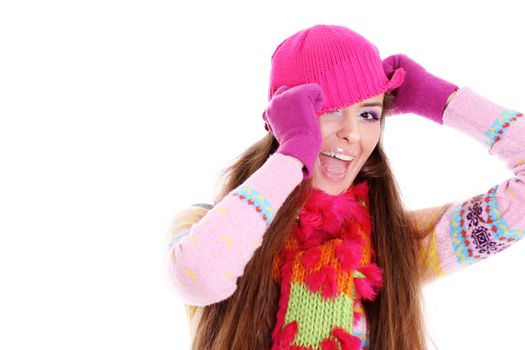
{"left": 1, "top": 0, "right": 524, "bottom": 349}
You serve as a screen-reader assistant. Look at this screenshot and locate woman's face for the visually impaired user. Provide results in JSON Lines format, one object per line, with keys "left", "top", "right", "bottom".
{"left": 312, "top": 93, "right": 385, "bottom": 196}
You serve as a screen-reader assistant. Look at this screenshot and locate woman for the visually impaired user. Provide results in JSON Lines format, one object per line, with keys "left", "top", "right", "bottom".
{"left": 164, "top": 24, "right": 524, "bottom": 349}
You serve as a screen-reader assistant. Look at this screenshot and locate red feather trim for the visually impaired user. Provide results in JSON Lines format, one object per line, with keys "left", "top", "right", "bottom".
{"left": 294, "top": 181, "right": 370, "bottom": 244}
{"left": 277, "top": 321, "right": 298, "bottom": 346}
{"left": 305, "top": 265, "right": 338, "bottom": 299}
{"left": 354, "top": 263, "right": 384, "bottom": 301}
{"left": 332, "top": 327, "right": 362, "bottom": 350}
{"left": 334, "top": 238, "right": 363, "bottom": 271}
{"left": 320, "top": 338, "right": 339, "bottom": 350}
{"left": 301, "top": 245, "right": 322, "bottom": 269}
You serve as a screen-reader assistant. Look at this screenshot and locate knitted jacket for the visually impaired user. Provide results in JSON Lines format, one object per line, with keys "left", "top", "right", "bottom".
{"left": 164, "top": 87, "right": 525, "bottom": 348}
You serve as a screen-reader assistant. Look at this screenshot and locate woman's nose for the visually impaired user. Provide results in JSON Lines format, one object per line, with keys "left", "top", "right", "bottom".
{"left": 337, "top": 115, "right": 360, "bottom": 143}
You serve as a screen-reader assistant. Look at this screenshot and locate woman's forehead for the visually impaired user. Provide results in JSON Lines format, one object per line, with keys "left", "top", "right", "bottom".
{"left": 351, "top": 94, "right": 384, "bottom": 108}
{"left": 362, "top": 93, "right": 385, "bottom": 103}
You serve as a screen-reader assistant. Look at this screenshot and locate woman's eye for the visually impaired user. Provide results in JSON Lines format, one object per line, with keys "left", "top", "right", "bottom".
{"left": 360, "top": 111, "right": 380, "bottom": 122}
{"left": 325, "top": 109, "right": 381, "bottom": 122}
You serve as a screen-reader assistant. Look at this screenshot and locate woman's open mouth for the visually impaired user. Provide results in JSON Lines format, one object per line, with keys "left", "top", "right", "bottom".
{"left": 319, "top": 153, "right": 353, "bottom": 181}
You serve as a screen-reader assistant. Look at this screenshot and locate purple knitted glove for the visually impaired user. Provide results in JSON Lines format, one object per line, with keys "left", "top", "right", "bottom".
{"left": 262, "top": 83, "right": 325, "bottom": 179}
{"left": 382, "top": 53, "right": 459, "bottom": 124}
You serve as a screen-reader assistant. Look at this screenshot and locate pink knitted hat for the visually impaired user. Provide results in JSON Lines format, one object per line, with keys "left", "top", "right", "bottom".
{"left": 268, "top": 24, "right": 406, "bottom": 116}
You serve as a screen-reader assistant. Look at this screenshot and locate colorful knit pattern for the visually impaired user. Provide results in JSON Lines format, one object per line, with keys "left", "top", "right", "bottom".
{"left": 483, "top": 109, "right": 523, "bottom": 149}
{"left": 271, "top": 181, "right": 382, "bottom": 350}
{"left": 232, "top": 185, "right": 275, "bottom": 227}
{"left": 449, "top": 185, "right": 524, "bottom": 264}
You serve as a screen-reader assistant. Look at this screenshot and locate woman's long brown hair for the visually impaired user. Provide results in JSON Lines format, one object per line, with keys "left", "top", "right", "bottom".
{"left": 188, "top": 91, "right": 453, "bottom": 350}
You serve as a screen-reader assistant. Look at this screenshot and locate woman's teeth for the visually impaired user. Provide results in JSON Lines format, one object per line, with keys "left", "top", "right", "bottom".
{"left": 320, "top": 151, "right": 354, "bottom": 162}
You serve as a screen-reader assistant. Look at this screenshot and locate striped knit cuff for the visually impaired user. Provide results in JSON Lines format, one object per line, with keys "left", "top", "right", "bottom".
{"left": 243, "top": 152, "right": 304, "bottom": 213}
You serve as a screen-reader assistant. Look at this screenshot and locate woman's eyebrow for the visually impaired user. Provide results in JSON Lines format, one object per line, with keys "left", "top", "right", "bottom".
{"left": 359, "top": 102, "right": 383, "bottom": 108}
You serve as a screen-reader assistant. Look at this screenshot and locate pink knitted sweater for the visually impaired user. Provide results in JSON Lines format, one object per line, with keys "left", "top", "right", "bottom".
{"left": 164, "top": 87, "right": 524, "bottom": 348}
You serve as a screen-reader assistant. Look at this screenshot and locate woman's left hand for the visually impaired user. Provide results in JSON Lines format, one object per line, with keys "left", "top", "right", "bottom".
{"left": 382, "top": 53, "right": 459, "bottom": 124}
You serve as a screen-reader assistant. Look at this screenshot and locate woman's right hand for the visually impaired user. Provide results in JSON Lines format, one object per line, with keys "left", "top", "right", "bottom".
{"left": 262, "top": 83, "right": 325, "bottom": 179}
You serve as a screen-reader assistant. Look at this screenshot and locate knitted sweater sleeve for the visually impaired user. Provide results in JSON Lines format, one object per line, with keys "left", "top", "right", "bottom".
{"left": 410, "top": 86, "right": 525, "bottom": 282}
{"left": 163, "top": 153, "right": 303, "bottom": 306}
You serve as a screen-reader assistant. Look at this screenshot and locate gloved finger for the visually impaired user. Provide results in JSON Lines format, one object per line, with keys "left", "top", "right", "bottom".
{"left": 262, "top": 110, "right": 273, "bottom": 134}
{"left": 382, "top": 53, "right": 408, "bottom": 78}
{"left": 273, "top": 85, "right": 289, "bottom": 98}
{"left": 384, "top": 67, "right": 406, "bottom": 93}
{"left": 304, "top": 83, "right": 325, "bottom": 113}
{"left": 382, "top": 55, "right": 397, "bottom": 78}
